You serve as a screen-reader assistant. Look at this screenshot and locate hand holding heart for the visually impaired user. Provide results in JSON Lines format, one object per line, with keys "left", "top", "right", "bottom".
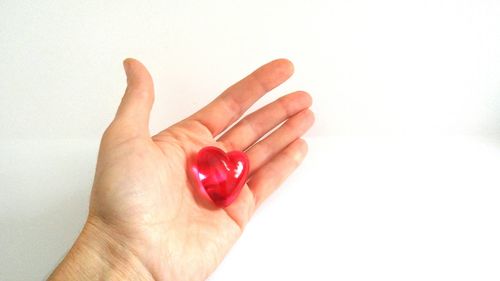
{"left": 49, "top": 58, "right": 314, "bottom": 281}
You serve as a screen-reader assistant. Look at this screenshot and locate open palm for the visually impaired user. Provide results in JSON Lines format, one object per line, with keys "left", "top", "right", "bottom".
{"left": 88, "top": 58, "right": 314, "bottom": 280}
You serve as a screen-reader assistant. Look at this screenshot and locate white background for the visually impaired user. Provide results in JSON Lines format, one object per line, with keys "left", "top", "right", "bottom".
{"left": 1, "top": 0, "right": 500, "bottom": 280}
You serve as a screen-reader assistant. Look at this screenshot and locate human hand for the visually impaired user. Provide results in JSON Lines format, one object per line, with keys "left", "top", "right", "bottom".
{"left": 49, "top": 58, "right": 314, "bottom": 281}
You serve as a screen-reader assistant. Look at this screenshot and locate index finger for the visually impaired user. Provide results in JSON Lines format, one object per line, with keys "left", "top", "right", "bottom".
{"left": 187, "top": 59, "right": 294, "bottom": 137}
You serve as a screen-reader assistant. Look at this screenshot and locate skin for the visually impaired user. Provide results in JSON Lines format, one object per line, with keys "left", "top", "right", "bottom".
{"left": 48, "top": 58, "right": 314, "bottom": 281}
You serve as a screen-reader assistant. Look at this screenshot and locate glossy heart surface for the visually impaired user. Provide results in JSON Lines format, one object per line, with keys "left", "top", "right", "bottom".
{"left": 192, "top": 146, "right": 249, "bottom": 207}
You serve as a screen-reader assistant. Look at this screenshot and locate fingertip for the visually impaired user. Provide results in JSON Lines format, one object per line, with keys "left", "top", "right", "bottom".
{"left": 290, "top": 109, "right": 315, "bottom": 140}
{"left": 271, "top": 58, "right": 295, "bottom": 76}
{"left": 304, "top": 91, "right": 313, "bottom": 106}
{"left": 294, "top": 137, "right": 307, "bottom": 150}
{"left": 122, "top": 58, "right": 137, "bottom": 75}
{"left": 297, "top": 109, "right": 315, "bottom": 129}
{"left": 121, "top": 58, "right": 154, "bottom": 91}
{"left": 123, "top": 57, "right": 132, "bottom": 66}
{"left": 293, "top": 91, "right": 313, "bottom": 107}
{"left": 123, "top": 59, "right": 130, "bottom": 77}
{"left": 277, "top": 91, "right": 311, "bottom": 112}
{"left": 275, "top": 58, "right": 294, "bottom": 69}
{"left": 123, "top": 57, "right": 149, "bottom": 73}
{"left": 307, "top": 109, "right": 315, "bottom": 124}
{"left": 298, "top": 138, "right": 308, "bottom": 155}
{"left": 123, "top": 57, "right": 138, "bottom": 65}
{"left": 291, "top": 138, "right": 309, "bottom": 164}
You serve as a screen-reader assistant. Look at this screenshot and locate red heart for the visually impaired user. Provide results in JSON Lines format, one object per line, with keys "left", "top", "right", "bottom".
{"left": 191, "top": 146, "right": 249, "bottom": 207}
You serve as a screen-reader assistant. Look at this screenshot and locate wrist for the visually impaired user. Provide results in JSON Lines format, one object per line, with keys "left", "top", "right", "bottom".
{"left": 48, "top": 216, "right": 154, "bottom": 281}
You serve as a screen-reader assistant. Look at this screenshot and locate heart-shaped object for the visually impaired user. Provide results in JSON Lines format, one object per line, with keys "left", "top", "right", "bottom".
{"left": 191, "top": 146, "right": 249, "bottom": 207}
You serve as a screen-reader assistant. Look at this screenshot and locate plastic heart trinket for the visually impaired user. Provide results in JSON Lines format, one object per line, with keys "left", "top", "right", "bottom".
{"left": 191, "top": 146, "right": 249, "bottom": 207}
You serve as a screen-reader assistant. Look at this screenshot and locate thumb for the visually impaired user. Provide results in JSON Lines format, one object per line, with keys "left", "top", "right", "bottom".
{"left": 113, "top": 58, "right": 154, "bottom": 136}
